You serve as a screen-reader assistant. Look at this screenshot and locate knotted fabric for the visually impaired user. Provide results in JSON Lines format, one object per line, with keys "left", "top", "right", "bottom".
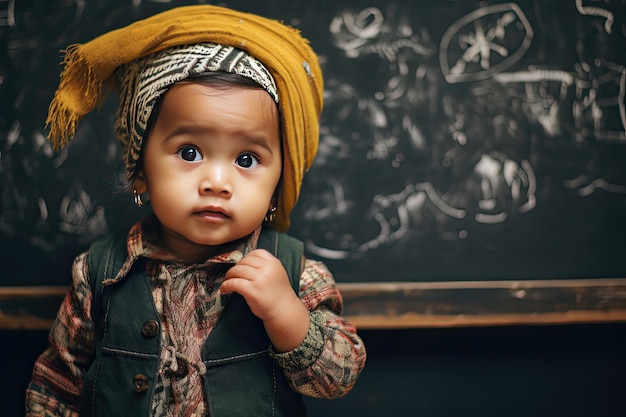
{"left": 46, "top": 5, "right": 323, "bottom": 231}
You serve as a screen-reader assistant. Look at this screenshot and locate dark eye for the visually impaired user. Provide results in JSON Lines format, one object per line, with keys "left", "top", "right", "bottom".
{"left": 178, "top": 146, "right": 202, "bottom": 162}
{"left": 235, "top": 153, "right": 260, "bottom": 169}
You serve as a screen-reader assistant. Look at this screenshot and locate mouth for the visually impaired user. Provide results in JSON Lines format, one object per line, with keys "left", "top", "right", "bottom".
{"left": 194, "top": 206, "right": 231, "bottom": 222}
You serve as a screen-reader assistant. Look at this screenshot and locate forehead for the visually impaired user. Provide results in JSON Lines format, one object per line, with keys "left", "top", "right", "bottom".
{"left": 178, "top": 71, "right": 277, "bottom": 102}
{"left": 153, "top": 82, "right": 281, "bottom": 145}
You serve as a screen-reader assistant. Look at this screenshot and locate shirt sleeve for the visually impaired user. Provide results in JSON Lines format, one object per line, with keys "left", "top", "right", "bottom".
{"left": 270, "top": 259, "right": 367, "bottom": 399}
{"left": 25, "top": 252, "right": 96, "bottom": 417}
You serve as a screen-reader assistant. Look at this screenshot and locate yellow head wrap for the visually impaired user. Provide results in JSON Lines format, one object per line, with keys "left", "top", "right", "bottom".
{"left": 46, "top": 5, "right": 323, "bottom": 232}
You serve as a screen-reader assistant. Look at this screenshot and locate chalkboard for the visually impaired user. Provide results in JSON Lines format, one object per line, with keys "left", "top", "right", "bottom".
{"left": 2, "top": 0, "right": 626, "bottom": 287}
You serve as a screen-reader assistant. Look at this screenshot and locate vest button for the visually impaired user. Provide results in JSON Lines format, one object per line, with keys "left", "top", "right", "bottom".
{"left": 132, "top": 374, "right": 149, "bottom": 393}
{"left": 142, "top": 320, "right": 159, "bottom": 338}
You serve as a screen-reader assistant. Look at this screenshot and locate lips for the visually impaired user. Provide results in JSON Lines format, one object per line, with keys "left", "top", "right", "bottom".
{"left": 194, "top": 206, "right": 230, "bottom": 221}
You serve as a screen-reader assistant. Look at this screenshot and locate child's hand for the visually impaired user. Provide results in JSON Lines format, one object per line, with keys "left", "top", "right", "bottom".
{"left": 221, "top": 249, "right": 296, "bottom": 321}
{"left": 220, "top": 249, "right": 310, "bottom": 351}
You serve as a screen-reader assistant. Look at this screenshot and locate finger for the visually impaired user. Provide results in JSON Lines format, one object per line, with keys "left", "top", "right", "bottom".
{"left": 224, "top": 263, "right": 255, "bottom": 281}
{"left": 219, "top": 277, "right": 248, "bottom": 294}
{"left": 246, "top": 248, "right": 275, "bottom": 261}
{"left": 226, "top": 250, "right": 275, "bottom": 275}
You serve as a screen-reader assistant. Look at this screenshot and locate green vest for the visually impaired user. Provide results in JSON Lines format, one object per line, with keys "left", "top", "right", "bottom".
{"left": 80, "top": 228, "right": 306, "bottom": 417}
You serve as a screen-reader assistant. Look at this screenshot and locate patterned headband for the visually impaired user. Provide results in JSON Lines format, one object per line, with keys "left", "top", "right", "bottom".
{"left": 114, "top": 43, "right": 279, "bottom": 178}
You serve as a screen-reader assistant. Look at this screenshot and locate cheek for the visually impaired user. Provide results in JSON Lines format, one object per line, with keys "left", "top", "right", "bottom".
{"left": 146, "top": 173, "right": 188, "bottom": 205}
{"left": 265, "top": 168, "right": 282, "bottom": 200}
{"left": 142, "top": 145, "right": 178, "bottom": 188}
{"left": 142, "top": 161, "right": 183, "bottom": 206}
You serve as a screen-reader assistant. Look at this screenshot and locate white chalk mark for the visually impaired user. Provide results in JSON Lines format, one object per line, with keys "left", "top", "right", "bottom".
{"left": 305, "top": 240, "right": 351, "bottom": 260}
{"left": 475, "top": 212, "right": 507, "bottom": 224}
{"left": 494, "top": 70, "right": 575, "bottom": 86}
{"left": 566, "top": 177, "right": 626, "bottom": 196}
{"left": 440, "top": 3, "right": 534, "bottom": 83}
{"left": 37, "top": 198, "right": 48, "bottom": 222}
{"left": 575, "top": 0, "right": 614, "bottom": 34}
{"left": 330, "top": 7, "right": 433, "bottom": 61}
{"left": 305, "top": 178, "right": 350, "bottom": 221}
{"left": 518, "top": 160, "right": 537, "bottom": 213}
{"left": 416, "top": 182, "right": 467, "bottom": 219}
{"left": 575, "top": 61, "right": 626, "bottom": 143}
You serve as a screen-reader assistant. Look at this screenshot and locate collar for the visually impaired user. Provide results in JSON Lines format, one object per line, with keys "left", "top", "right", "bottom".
{"left": 102, "top": 214, "right": 261, "bottom": 286}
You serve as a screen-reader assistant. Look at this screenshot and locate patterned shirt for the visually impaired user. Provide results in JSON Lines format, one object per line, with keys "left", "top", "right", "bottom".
{"left": 25, "top": 216, "right": 366, "bottom": 417}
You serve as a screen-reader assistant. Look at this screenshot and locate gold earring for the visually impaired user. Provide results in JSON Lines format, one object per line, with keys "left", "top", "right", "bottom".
{"left": 133, "top": 189, "right": 144, "bottom": 207}
{"left": 264, "top": 206, "right": 277, "bottom": 222}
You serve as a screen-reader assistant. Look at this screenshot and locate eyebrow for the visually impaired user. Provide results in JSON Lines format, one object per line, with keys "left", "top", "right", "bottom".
{"left": 163, "top": 125, "right": 276, "bottom": 154}
{"left": 237, "top": 133, "right": 276, "bottom": 154}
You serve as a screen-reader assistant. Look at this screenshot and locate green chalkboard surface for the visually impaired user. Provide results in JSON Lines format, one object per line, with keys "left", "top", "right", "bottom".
{"left": 1, "top": 0, "right": 625, "bottom": 287}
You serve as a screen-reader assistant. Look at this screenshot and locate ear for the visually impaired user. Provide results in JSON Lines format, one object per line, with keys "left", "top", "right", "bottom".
{"left": 269, "top": 189, "right": 279, "bottom": 211}
{"left": 131, "top": 171, "right": 148, "bottom": 195}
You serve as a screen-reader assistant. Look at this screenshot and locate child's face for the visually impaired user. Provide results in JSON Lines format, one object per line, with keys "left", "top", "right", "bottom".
{"left": 133, "top": 82, "right": 282, "bottom": 261}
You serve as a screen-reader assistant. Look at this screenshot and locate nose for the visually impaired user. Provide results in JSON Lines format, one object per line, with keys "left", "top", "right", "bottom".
{"left": 199, "top": 163, "right": 232, "bottom": 196}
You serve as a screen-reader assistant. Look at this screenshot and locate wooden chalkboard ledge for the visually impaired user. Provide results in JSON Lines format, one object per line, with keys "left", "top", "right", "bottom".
{"left": 1, "top": 279, "right": 626, "bottom": 330}
{"left": 340, "top": 279, "right": 626, "bottom": 329}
